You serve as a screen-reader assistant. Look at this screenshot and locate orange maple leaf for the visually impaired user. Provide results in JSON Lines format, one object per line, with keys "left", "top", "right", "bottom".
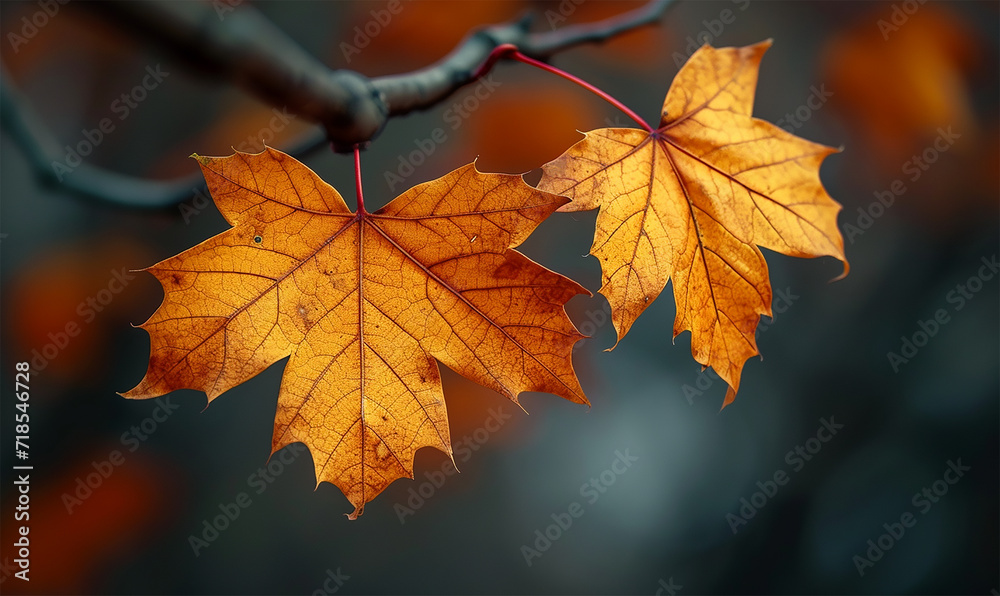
{"left": 123, "top": 148, "right": 589, "bottom": 518}
{"left": 538, "top": 41, "right": 848, "bottom": 406}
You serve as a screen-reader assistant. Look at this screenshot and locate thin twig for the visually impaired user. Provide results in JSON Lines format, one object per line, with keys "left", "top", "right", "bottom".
{"left": 372, "top": 0, "right": 673, "bottom": 123}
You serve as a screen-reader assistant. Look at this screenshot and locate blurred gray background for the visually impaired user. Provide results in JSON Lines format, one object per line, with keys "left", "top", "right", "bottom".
{"left": 1, "top": 1, "right": 997, "bottom": 594}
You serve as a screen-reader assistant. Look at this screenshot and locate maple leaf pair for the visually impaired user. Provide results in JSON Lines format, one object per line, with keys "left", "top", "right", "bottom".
{"left": 124, "top": 41, "right": 848, "bottom": 518}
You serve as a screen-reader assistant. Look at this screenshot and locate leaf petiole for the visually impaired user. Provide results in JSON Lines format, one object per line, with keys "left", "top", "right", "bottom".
{"left": 352, "top": 144, "right": 367, "bottom": 214}
{"left": 477, "top": 43, "right": 654, "bottom": 133}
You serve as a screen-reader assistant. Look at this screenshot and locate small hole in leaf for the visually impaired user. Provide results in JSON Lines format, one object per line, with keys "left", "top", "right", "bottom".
{"left": 253, "top": 235, "right": 262, "bottom": 243}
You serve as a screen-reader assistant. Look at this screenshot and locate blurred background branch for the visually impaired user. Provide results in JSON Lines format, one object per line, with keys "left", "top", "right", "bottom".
{"left": 1, "top": 0, "right": 674, "bottom": 209}
{"left": 0, "top": 69, "right": 327, "bottom": 209}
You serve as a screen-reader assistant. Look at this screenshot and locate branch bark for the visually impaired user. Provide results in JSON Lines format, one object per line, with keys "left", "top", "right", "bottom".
{"left": 3, "top": 0, "right": 675, "bottom": 208}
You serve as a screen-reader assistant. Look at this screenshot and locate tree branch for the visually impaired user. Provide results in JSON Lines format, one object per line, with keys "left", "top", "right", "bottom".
{"left": 372, "top": 0, "right": 674, "bottom": 123}
{"left": 2, "top": 0, "right": 675, "bottom": 208}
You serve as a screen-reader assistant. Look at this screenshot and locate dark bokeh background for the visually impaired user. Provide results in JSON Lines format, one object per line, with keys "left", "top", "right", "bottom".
{"left": 1, "top": 1, "right": 997, "bottom": 594}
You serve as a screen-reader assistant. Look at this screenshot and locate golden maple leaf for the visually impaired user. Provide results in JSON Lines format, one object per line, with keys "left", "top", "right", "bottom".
{"left": 538, "top": 41, "right": 848, "bottom": 406}
{"left": 123, "top": 148, "right": 589, "bottom": 518}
